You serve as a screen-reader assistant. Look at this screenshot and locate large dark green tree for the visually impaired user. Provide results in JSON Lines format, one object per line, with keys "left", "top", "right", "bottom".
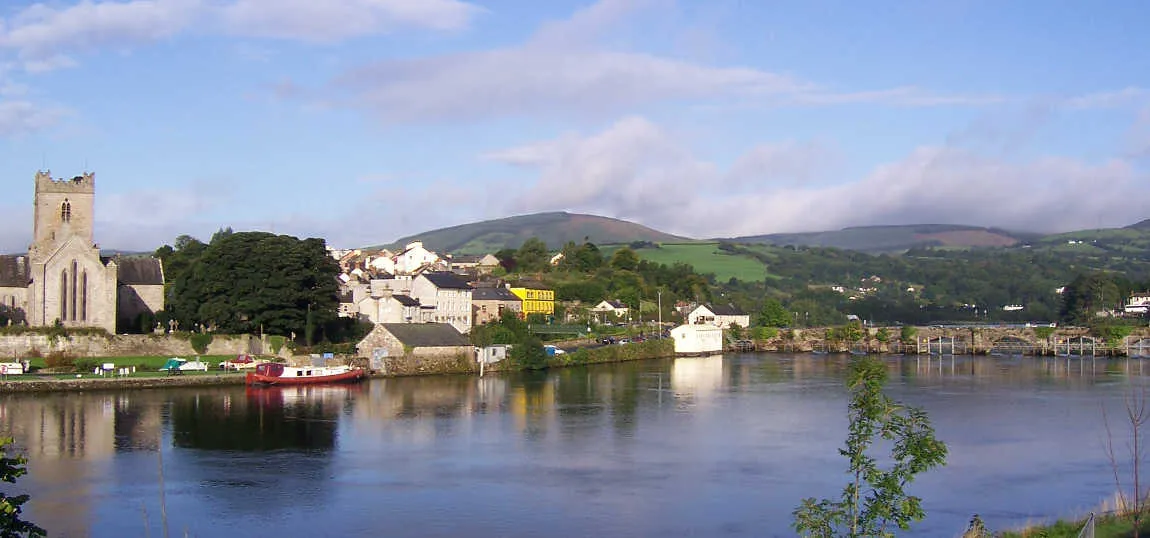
{"left": 167, "top": 232, "right": 339, "bottom": 341}
{"left": 516, "top": 238, "right": 551, "bottom": 273}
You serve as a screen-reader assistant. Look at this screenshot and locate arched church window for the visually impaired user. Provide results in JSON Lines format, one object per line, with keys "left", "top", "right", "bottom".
{"left": 60, "top": 270, "right": 68, "bottom": 322}
{"left": 81, "top": 270, "right": 88, "bottom": 322}
{"left": 71, "top": 261, "right": 78, "bottom": 322}
{"left": 60, "top": 200, "right": 72, "bottom": 222}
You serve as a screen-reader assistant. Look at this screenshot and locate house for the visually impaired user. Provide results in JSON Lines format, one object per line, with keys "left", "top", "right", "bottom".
{"left": 670, "top": 324, "right": 723, "bottom": 356}
{"left": 591, "top": 300, "right": 629, "bottom": 319}
{"left": 356, "top": 323, "right": 473, "bottom": 360}
{"left": 412, "top": 272, "right": 473, "bottom": 334}
{"left": 687, "top": 304, "right": 750, "bottom": 329}
{"left": 472, "top": 287, "right": 522, "bottom": 325}
{"left": 1126, "top": 293, "right": 1150, "bottom": 315}
{"left": 549, "top": 252, "right": 565, "bottom": 266}
{"left": 356, "top": 293, "right": 421, "bottom": 324}
{"left": 392, "top": 241, "right": 443, "bottom": 275}
{"left": 509, "top": 286, "right": 555, "bottom": 317}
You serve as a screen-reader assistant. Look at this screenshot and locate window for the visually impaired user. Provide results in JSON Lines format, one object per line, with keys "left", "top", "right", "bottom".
{"left": 60, "top": 200, "right": 72, "bottom": 222}
{"left": 80, "top": 271, "right": 88, "bottom": 321}
{"left": 59, "top": 270, "right": 68, "bottom": 321}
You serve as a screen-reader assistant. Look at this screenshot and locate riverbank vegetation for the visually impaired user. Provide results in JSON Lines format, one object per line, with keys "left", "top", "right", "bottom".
{"left": 0, "top": 437, "right": 44, "bottom": 537}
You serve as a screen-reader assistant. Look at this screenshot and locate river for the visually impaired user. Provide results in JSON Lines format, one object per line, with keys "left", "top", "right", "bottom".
{"left": 1, "top": 353, "right": 1146, "bottom": 537}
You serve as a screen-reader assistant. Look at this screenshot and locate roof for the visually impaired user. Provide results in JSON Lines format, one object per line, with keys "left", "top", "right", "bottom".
{"left": 392, "top": 294, "right": 420, "bottom": 307}
{"left": 450, "top": 254, "right": 481, "bottom": 264}
{"left": 379, "top": 323, "right": 470, "bottom": 347}
{"left": 606, "top": 300, "right": 627, "bottom": 309}
{"left": 420, "top": 271, "right": 472, "bottom": 290}
{"left": 0, "top": 255, "right": 29, "bottom": 288}
{"left": 472, "top": 287, "right": 520, "bottom": 301}
{"left": 705, "top": 304, "right": 746, "bottom": 316}
{"left": 111, "top": 256, "right": 164, "bottom": 285}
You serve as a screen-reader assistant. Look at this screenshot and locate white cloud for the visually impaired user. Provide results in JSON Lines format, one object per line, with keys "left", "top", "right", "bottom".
{"left": 0, "top": 0, "right": 481, "bottom": 71}
{"left": 94, "top": 187, "right": 224, "bottom": 250}
{"left": 488, "top": 116, "right": 1149, "bottom": 238}
{"left": 339, "top": 49, "right": 812, "bottom": 123}
{"left": 218, "top": 0, "right": 482, "bottom": 42}
{"left": 0, "top": 99, "right": 66, "bottom": 136}
{"left": 0, "top": 0, "right": 203, "bottom": 67}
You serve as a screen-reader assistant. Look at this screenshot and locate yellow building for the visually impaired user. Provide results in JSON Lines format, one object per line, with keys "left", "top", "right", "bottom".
{"left": 509, "top": 287, "right": 555, "bottom": 317}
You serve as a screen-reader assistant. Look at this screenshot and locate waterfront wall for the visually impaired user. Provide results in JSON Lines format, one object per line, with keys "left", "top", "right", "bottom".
{"left": 0, "top": 332, "right": 289, "bottom": 359}
{"left": 751, "top": 326, "right": 1150, "bottom": 355}
{"left": 0, "top": 373, "right": 246, "bottom": 393}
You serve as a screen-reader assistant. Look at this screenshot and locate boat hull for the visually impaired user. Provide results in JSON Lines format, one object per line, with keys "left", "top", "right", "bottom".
{"left": 246, "top": 368, "right": 366, "bottom": 386}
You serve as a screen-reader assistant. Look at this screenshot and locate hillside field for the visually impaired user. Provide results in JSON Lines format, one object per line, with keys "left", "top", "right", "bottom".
{"left": 621, "top": 242, "right": 769, "bottom": 283}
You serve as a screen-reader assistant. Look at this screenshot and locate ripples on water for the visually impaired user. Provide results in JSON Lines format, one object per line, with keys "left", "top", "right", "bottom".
{"left": 0, "top": 354, "right": 1146, "bottom": 537}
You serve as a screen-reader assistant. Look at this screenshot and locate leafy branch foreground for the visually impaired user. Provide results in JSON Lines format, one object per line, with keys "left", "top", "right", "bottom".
{"left": 0, "top": 437, "right": 44, "bottom": 538}
{"left": 794, "top": 356, "right": 949, "bottom": 537}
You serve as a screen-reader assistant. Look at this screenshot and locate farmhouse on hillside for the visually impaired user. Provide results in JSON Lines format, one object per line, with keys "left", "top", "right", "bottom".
{"left": 591, "top": 300, "right": 629, "bottom": 320}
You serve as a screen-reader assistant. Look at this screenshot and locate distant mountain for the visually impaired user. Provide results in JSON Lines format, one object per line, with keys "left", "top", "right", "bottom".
{"left": 379, "top": 212, "right": 688, "bottom": 254}
{"left": 726, "top": 224, "right": 1030, "bottom": 253}
{"left": 1128, "top": 218, "right": 1150, "bottom": 231}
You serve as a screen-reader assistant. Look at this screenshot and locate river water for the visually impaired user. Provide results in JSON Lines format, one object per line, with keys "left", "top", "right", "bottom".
{"left": 1, "top": 353, "right": 1147, "bottom": 537}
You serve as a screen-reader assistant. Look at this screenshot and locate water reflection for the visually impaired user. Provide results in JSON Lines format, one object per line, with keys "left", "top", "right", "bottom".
{"left": 170, "top": 386, "right": 354, "bottom": 451}
{"left": 1, "top": 355, "right": 1149, "bottom": 537}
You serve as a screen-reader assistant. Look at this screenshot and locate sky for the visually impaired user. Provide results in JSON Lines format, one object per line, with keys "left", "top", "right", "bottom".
{"left": 1, "top": 0, "right": 1148, "bottom": 253}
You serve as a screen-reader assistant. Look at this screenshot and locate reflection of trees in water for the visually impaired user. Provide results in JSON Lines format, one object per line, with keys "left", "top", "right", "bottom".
{"left": 170, "top": 387, "right": 346, "bottom": 451}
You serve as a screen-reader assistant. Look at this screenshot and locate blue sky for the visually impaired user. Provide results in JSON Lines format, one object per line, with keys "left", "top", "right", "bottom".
{"left": 1, "top": 0, "right": 1148, "bottom": 253}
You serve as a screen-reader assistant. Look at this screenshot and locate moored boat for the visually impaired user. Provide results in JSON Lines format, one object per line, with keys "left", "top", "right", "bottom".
{"left": 246, "top": 362, "right": 366, "bottom": 386}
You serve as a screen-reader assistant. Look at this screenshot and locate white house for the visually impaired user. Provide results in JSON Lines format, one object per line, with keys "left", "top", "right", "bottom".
{"left": 591, "top": 300, "right": 629, "bottom": 319}
{"left": 670, "top": 324, "right": 723, "bottom": 356}
{"left": 356, "top": 293, "right": 421, "bottom": 324}
{"left": 1126, "top": 293, "right": 1150, "bottom": 315}
{"left": 687, "top": 304, "right": 750, "bottom": 329}
{"left": 412, "top": 272, "right": 474, "bottom": 334}
{"left": 393, "top": 241, "right": 442, "bottom": 275}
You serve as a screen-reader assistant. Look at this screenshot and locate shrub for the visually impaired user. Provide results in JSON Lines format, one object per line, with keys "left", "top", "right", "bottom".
{"left": 189, "top": 333, "right": 213, "bottom": 354}
{"left": 1033, "top": 326, "right": 1056, "bottom": 340}
{"left": 73, "top": 359, "right": 100, "bottom": 373}
{"left": 43, "top": 351, "right": 75, "bottom": 369}
{"left": 269, "top": 335, "right": 286, "bottom": 354}
{"left": 900, "top": 325, "right": 918, "bottom": 344}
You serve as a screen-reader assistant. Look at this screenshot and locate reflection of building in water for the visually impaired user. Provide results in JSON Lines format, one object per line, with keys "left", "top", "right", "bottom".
{"left": 510, "top": 376, "right": 556, "bottom": 439}
{"left": 671, "top": 355, "right": 725, "bottom": 401}
{"left": 114, "top": 394, "right": 163, "bottom": 451}
{"left": 0, "top": 394, "right": 118, "bottom": 537}
{"left": 349, "top": 376, "right": 507, "bottom": 444}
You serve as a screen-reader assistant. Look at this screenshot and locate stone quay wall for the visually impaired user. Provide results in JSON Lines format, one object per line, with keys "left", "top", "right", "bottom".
{"left": 0, "top": 332, "right": 291, "bottom": 359}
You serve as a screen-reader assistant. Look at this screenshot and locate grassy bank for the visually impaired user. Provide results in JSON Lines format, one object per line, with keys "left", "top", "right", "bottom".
{"left": 1000, "top": 512, "right": 1149, "bottom": 537}
{"left": 548, "top": 339, "right": 673, "bottom": 367}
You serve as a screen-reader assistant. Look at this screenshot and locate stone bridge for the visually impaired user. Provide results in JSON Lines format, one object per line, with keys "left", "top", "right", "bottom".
{"left": 759, "top": 325, "right": 1150, "bottom": 356}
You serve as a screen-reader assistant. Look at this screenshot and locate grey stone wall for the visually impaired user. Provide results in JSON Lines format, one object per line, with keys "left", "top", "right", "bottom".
{"left": 0, "top": 333, "right": 281, "bottom": 358}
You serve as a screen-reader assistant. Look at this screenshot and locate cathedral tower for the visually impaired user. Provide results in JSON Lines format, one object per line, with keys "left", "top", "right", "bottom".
{"left": 31, "top": 170, "right": 96, "bottom": 256}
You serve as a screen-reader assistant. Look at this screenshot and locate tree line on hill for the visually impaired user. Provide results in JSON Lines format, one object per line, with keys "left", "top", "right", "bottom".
{"left": 712, "top": 242, "right": 1150, "bottom": 328}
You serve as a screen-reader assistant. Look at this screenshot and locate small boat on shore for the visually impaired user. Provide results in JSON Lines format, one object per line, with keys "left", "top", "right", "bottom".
{"left": 246, "top": 363, "right": 366, "bottom": 386}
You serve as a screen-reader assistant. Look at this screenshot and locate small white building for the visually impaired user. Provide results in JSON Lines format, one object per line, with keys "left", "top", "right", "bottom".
{"left": 1126, "top": 294, "right": 1150, "bottom": 315}
{"left": 687, "top": 304, "right": 750, "bottom": 329}
{"left": 591, "top": 300, "right": 629, "bottom": 319}
{"left": 671, "top": 324, "right": 724, "bottom": 356}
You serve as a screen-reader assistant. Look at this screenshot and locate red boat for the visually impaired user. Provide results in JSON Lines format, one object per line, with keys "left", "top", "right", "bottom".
{"left": 246, "top": 363, "right": 366, "bottom": 386}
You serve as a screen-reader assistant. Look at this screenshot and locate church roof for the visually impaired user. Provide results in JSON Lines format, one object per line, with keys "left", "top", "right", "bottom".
{"left": 110, "top": 257, "right": 164, "bottom": 285}
{"left": 0, "top": 255, "right": 29, "bottom": 288}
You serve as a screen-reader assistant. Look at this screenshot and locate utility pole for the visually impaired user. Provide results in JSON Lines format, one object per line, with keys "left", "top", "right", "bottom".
{"left": 657, "top": 290, "right": 662, "bottom": 333}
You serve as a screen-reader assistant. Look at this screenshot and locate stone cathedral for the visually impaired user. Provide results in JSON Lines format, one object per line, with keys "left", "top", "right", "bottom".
{"left": 0, "top": 171, "right": 165, "bottom": 333}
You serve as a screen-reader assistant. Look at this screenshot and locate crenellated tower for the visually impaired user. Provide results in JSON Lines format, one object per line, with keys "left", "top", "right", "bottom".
{"left": 31, "top": 170, "right": 95, "bottom": 256}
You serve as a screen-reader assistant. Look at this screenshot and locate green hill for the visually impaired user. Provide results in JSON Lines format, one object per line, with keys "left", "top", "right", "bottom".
{"left": 379, "top": 212, "right": 687, "bottom": 254}
{"left": 726, "top": 224, "right": 1029, "bottom": 253}
{"left": 1128, "top": 218, "right": 1150, "bottom": 231}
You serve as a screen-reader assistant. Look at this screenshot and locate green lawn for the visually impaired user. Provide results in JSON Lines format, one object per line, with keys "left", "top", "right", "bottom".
{"left": 633, "top": 242, "right": 769, "bottom": 282}
{"left": 1001, "top": 512, "right": 1147, "bottom": 537}
{"left": 17, "top": 354, "right": 242, "bottom": 379}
